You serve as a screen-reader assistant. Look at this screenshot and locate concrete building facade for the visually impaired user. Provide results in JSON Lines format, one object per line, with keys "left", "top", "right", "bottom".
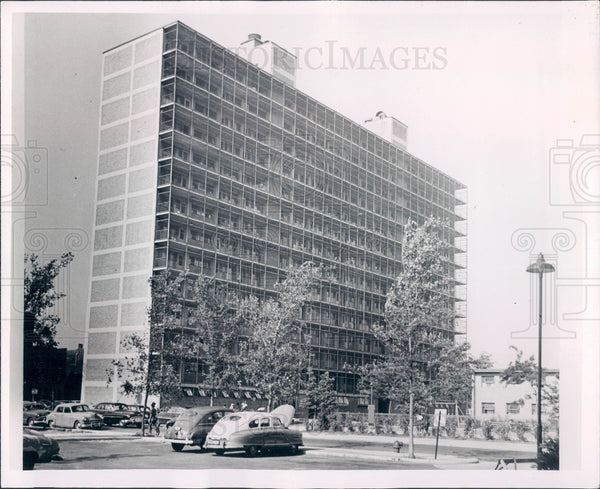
{"left": 471, "top": 368, "right": 559, "bottom": 421}
{"left": 82, "top": 21, "right": 467, "bottom": 409}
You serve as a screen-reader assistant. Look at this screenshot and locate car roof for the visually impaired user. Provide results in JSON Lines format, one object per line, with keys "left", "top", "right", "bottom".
{"left": 56, "top": 402, "right": 88, "bottom": 408}
{"left": 226, "top": 411, "right": 274, "bottom": 420}
{"left": 179, "top": 406, "right": 232, "bottom": 416}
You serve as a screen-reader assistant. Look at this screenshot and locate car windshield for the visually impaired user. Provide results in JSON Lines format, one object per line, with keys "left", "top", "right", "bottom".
{"left": 72, "top": 404, "right": 89, "bottom": 412}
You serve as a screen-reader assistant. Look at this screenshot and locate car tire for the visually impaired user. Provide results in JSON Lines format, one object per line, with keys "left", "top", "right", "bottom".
{"left": 290, "top": 444, "right": 301, "bottom": 455}
{"left": 171, "top": 443, "right": 184, "bottom": 452}
{"left": 27, "top": 418, "right": 35, "bottom": 427}
{"left": 73, "top": 420, "right": 81, "bottom": 430}
{"left": 48, "top": 420, "right": 56, "bottom": 429}
{"left": 215, "top": 450, "right": 225, "bottom": 456}
{"left": 245, "top": 445, "right": 259, "bottom": 457}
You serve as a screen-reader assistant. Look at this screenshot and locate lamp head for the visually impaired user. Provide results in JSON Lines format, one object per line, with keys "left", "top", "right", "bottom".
{"left": 526, "top": 252, "right": 555, "bottom": 274}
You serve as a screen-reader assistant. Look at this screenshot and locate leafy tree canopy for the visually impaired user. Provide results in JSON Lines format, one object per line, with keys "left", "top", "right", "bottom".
{"left": 24, "top": 252, "right": 73, "bottom": 347}
{"left": 239, "top": 262, "right": 322, "bottom": 411}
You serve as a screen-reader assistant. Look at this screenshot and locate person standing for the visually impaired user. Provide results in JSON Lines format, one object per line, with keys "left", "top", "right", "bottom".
{"left": 149, "top": 402, "right": 159, "bottom": 436}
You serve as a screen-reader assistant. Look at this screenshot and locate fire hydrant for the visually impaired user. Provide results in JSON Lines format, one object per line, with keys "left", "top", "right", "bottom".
{"left": 392, "top": 440, "right": 404, "bottom": 453}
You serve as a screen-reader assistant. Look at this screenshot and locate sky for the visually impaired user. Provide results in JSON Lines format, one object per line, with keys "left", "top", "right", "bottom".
{"left": 8, "top": 2, "right": 600, "bottom": 370}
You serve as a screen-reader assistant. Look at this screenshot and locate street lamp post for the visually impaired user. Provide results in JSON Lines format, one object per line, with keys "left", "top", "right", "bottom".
{"left": 526, "top": 252, "right": 555, "bottom": 470}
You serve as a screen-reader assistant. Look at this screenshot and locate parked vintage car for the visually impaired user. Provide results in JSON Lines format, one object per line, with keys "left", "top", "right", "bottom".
{"left": 23, "top": 428, "right": 60, "bottom": 470}
{"left": 46, "top": 403, "right": 103, "bottom": 430}
{"left": 204, "top": 405, "right": 302, "bottom": 456}
{"left": 165, "top": 406, "right": 232, "bottom": 452}
{"left": 157, "top": 406, "right": 187, "bottom": 427}
{"left": 130, "top": 404, "right": 151, "bottom": 419}
{"left": 51, "top": 399, "right": 79, "bottom": 410}
{"left": 37, "top": 399, "right": 53, "bottom": 410}
{"left": 92, "top": 402, "right": 143, "bottom": 427}
{"left": 23, "top": 401, "right": 50, "bottom": 427}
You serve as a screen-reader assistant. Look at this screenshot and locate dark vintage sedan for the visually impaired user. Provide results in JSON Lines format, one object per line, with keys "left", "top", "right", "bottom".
{"left": 23, "top": 401, "right": 50, "bottom": 427}
{"left": 93, "top": 402, "right": 143, "bottom": 427}
{"left": 157, "top": 406, "right": 187, "bottom": 427}
{"left": 164, "top": 406, "right": 232, "bottom": 451}
{"left": 23, "top": 428, "right": 60, "bottom": 470}
{"left": 204, "top": 405, "right": 302, "bottom": 456}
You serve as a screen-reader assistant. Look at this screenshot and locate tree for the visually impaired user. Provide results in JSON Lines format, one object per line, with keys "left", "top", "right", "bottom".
{"left": 371, "top": 217, "right": 455, "bottom": 457}
{"left": 303, "top": 369, "right": 337, "bottom": 429}
{"left": 239, "top": 262, "right": 321, "bottom": 411}
{"left": 24, "top": 252, "right": 74, "bottom": 347}
{"left": 501, "top": 346, "right": 559, "bottom": 421}
{"left": 428, "top": 341, "right": 493, "bottom": 412}
{"left": 108, "top": 271, "right": 198, "bottom": 435}
{"left": 187, "top": 275, "right": 241, "bottom": 406}
{"left": 24, "top": 252, "right": 74, "bottom": 400}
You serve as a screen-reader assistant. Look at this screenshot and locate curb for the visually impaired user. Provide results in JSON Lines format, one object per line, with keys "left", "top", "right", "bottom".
{"left": 305, "top": 447, "right": 479, "bottom": 465}
{"left": 39, "top": 429, "right": 159, "bottom": 442}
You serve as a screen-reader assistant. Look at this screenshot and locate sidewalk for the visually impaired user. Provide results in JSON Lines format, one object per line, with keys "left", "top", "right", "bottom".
{"left": 301, "top": 430, "right": 535, "bottom": 452}
{"left": 305, "top": 446, "right": 480, "bottom": 466}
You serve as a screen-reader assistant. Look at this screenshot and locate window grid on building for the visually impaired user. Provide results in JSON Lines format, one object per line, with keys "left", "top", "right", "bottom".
{"left": 91, "top": 21, "right": 467, "bottom": 401}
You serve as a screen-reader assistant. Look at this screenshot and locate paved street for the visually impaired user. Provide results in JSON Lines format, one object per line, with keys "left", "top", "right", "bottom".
{"left": 40, "top": 439, "right": 436, "bottom": 470}
{"left": 31, "top": 426, "right": 537, "bottom": 471}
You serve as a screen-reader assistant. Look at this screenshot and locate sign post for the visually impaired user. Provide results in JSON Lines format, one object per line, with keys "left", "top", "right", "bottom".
{"left": 31, "top": 388, "right": 38, "bottom": 401}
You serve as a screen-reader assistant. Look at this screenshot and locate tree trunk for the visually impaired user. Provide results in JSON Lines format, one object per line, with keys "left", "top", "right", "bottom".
{"left": 142, "top": 388, "right": 150, "bottom": 437}
{"left": 267, "top": 397, "right": 272, "bottom": 412}
{"left": 408, "top": 391, "right": 415, "bottom": 458}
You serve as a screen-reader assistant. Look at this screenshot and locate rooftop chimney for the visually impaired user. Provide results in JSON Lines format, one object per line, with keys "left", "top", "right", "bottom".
{"left": 364, "top": 111, "right": 407, "bottom": 150}
{"left": 239, "top": 33, "right": 297, "bottom": 87}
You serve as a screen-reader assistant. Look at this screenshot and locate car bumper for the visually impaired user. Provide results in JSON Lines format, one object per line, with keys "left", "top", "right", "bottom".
{"left": 166, "top": 438, "right": 194, "bottom": 445}
{"left": 119, "top": 417, "right": 143, "bottom": 426}
{"left": 165, "top": 430, "right": 196, "bottom": 444}
{"left": 26, "top": 418, "right": 47, "bottom": 427}
{"left": 81, "top": 420, "right": 103, "bottom": 429}
{"left": 204, "top": 437, "right": 243, "bottom": 451}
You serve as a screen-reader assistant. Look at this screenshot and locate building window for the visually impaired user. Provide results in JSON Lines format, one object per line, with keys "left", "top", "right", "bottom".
{"left": 531, "top": 403, "right": 549, "bottom": 415}
{"left": 481, "top": 402, "right": 495, "bottom": 415}
{"left": 506, "top": 403, "right": 520, "bottom": 415}
{"left": 481, "top": 375, "right": 495, "bottom": 386}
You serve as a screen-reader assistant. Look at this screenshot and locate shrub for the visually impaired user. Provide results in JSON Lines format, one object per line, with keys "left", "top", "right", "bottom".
{"left": 325, "top": 412, "right": 343, "bottom": 431}
{"left": 511, "top": 420, "right": 533, "bottom": 441}
{"left": 481, "top": 420, "right": 494, "bottom": 440}
{"left": 463, "top": 417, "right": 477, "bottom": 438}
{"left": 539, "top": 436, "right": 559, "bottom": 470}
{"left": 444, "top": 416, "right": 458, "bottom": 437}
{"left": 493, "top": 422, "right": 512, "bottom": 441}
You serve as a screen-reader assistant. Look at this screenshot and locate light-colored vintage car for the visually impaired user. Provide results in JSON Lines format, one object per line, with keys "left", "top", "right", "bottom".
{"left": 165, "top": 406, "right": 232, "bottom": 451}
{"left": 204, "top": 404, "right": 302, "bottom": 456}
{"left": 46, "top": 403, "right": 103, "bottom": 430}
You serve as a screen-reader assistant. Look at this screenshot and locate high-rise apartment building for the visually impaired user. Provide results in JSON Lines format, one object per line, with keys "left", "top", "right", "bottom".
{"left": 82, "top": 21, "right": 467, "bottom": 410}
